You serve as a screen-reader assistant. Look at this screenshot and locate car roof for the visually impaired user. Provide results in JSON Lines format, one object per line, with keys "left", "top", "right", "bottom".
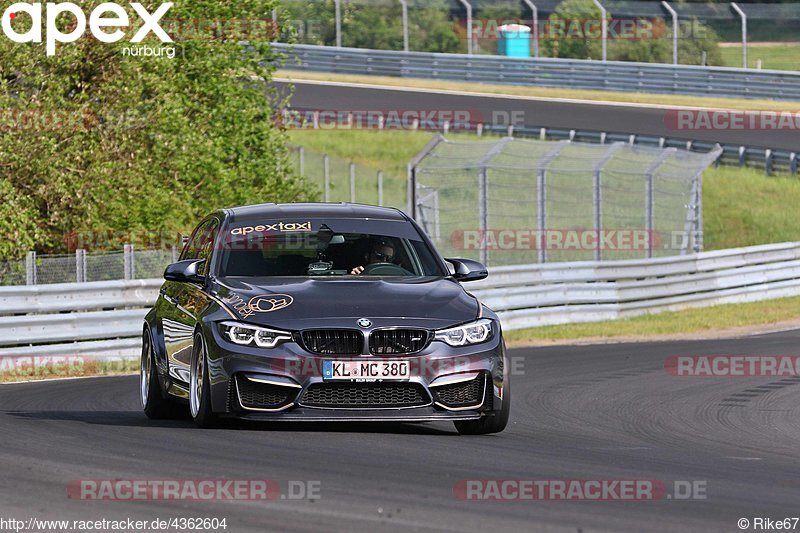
{"left": 224, "top": 203, "right": 409, "bottom": 223}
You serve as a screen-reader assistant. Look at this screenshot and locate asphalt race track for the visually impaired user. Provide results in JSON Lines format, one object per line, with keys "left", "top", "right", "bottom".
{"left": 277, "top": 79, "right": 798, "bottom": 151}
{"left": 3, "top": 330, "right": 800, "bottom": 532}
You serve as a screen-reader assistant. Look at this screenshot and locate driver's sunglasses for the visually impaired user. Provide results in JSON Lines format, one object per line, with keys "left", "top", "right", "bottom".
{"left": 371, "top": 250, "right": 395, "bottom": 262}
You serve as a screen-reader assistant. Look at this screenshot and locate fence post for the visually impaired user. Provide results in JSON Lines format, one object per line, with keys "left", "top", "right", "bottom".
{"left": 378, "top": 171, "right": 384, "bottom": 206}
{"left": 731, "top": 3, "right": 747, "bottom": 68}
{"left": 399, "top": 0, "right": 409, "bottom": 52}
{"left": 536, "top": 140, "right": 570, "bottom": 263}
{"left": 458, "top": 0, "right": 473, "bottom": 55}
{"left": 478, "top": 168, "right": 488, "bottom": 266}
{"left": 661, "top": 1, "right": 678, "bottom": 65}
{"left": 593, "top": 143, "right": 625, "bottom": 261}
{"left": 644, "top": 148, "right": 677, "bottom": 259}
{"left": 334, "top": 0, "right": 342, "bottom": 48}
{"left": 323, "top": 155, "right": 330, "bottom": 202}
{"left": 592, "top": 0, "right": 608, "bottom": 61}
{"left": 124, "top": 244, "right": 134, "bottom": 280}
{"left": 26, "top": 251, "right": 37, "bottom": 286}
{"left": 75, "top": 249, "right": 86, "bottom": 283}
{"left": 349, "top": 162, "right": 356, "bottom": 203}
{"left": 299, "top": 147, "right": 305, "bottom": 177}
{"left": 523, "top": 0, "right": 539, "bottom": 58}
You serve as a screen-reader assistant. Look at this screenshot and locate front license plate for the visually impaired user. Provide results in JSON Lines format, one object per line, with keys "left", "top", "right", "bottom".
{"left": 323, "top": 360, "right": 410, "bottom": 381}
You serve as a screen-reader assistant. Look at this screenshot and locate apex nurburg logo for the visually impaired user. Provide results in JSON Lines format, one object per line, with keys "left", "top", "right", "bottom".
{"left": 1, "top": 1, "right": 173, "bottom": 55}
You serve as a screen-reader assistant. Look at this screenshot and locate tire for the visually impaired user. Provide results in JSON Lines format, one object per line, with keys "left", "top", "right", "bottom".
{"left": 140, "top": 329, "right": 178, "bottom": 419}
{"left": 189, "top": 332, "right": 220, "bottom": 428}
{"left": 454, "top": 377, "right": 510, "bottom": 435}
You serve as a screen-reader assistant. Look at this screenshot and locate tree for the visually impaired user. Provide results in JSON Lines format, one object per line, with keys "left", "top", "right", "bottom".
{"left": 0, "top": 0, "right": 312, "bottom": 257}
{"left": 542, "top": 0, "right": 608, "bottom": 60}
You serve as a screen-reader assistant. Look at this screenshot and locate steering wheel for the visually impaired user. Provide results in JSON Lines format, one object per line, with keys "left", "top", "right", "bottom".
{"left": 361, "top": 263, "right": 412, "bottom": 276}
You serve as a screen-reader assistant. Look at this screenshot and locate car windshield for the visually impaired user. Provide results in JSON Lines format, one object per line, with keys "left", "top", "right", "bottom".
{"left": 218, "top": 223, "right": 442, "bottom": 278}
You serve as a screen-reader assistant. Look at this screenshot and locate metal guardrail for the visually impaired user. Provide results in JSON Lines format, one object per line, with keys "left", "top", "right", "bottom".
{"left": 470, "top": 241, "right": 800, "bottom": 330}
{"left": 3, "top": 242, "right": 800, "bottom": 360}
{"left": 0, "top": 280, "right": 160, "bottom": 359}
{"left": 276, "top": 43, "right": 800, "bottom": 101}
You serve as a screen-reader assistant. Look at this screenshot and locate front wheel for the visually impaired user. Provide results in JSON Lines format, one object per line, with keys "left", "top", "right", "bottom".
{"left": 454, "top": 379, "right": 510, "bottom": 435}
{"left": 190, "top": 332, "right": 220, "bottom": 428}
{"left": 140, "top": 329, "right": 177, "bottom": 419}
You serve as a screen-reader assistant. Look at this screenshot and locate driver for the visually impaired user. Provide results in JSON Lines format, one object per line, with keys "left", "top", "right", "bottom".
{"left": 351, "top": 238, "right": 396, "bottom": 275}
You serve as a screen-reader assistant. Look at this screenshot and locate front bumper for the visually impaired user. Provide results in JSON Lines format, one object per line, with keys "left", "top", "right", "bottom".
{"left": 201, "top": 323, "right": 507, "bottom": 422}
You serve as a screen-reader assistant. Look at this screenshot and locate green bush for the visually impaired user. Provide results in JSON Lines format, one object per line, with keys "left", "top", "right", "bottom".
{"left": 282, "top": 0, "right": 460, "bottom": 53}
{"left": 0, "top": 0, "right": 312, "bottom": 257}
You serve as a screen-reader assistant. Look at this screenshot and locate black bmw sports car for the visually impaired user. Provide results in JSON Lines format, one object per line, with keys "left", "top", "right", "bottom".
{"left": 141, "top": 203, "right": 510, "bottom": 434}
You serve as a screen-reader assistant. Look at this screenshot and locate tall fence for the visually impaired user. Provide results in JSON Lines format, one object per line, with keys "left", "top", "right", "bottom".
{"left": 410, "top": 135, "right": 721, "bottom": 266}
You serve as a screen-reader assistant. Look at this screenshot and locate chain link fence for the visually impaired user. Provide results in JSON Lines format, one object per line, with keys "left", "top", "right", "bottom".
{"left": 0, "top": 247, "right": 179, "bottom": 286}
{"left": 411, "top": 135, "right": 721, "bottom": 266}
{"left": 289, "top": 145, "right": 407, "bottom": 209}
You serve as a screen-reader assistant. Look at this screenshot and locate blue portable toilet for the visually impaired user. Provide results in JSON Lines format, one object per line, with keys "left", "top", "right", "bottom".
{"left": 497, "top": 24, "right": 531, "bottom": 58}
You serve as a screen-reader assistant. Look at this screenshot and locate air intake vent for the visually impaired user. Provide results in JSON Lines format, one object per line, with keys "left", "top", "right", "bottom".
{"left": 301, "top": 330, "right": 363, "bottom": 355}
{"left": 300, "top": 382, "right": 430, "bottom": 409}
{"left": 235, "top": 375, "right": 297, "bottom": 410}
{"left": 369, "top": 329, "right": 431, "bottom": 355}
{"left": 433, "top": 374, "right": 486, "bottom": 409}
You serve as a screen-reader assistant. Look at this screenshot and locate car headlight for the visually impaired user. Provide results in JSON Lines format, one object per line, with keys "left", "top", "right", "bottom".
{"left": 435, "top": 318, "right": 493, "bottom": 347}
{"left": 219, "top": 321, "right": 293, "bottom": 348}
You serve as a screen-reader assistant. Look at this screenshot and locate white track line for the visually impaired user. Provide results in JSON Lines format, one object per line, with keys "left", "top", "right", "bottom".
{"left": 274, "top": 76, "right": 750, "bottom": 112}
{"left": 0, "top": 373, "right": 135, "bottom": 386}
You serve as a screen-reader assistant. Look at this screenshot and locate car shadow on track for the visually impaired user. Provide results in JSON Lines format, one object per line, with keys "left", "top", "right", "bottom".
{"left": 2, "top": 410, "right": 460, "bottom": 435}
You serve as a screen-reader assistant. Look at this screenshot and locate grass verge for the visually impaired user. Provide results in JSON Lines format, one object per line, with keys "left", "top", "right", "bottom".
{"left": 720, "top": 43, "right": 800, "bottom": 72}
{"left": 505, "top": 296, "right": 800, "bottom": 345}
{"left": 0, "top": 357, "right": 137, "bottom": 384}
{"left": 276, "top": 69, "right": 797, "bottom": 112}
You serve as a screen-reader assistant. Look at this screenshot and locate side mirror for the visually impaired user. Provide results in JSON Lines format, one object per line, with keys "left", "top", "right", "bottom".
{"left": 164, "top": 259, "right": 206, "bottom": 284}
{"left": 445, "top": 258, "right": 488, "bottom": 282}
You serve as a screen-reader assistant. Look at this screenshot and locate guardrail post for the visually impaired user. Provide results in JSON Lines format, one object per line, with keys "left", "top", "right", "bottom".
{"left": 661, "top": 1, "right": 678, "bottom": 65}
{"left": 765, "top": 149, "right": 773, "bottom": 176}
{"left": 349, "top": 162, "right": 356, "bottom": 202}
{"left": 323, "top": 155, "right": 330, "bottom": 202}
{"left": 378, "top": 171, "right": 384, "bottom": 206}
{"left": 124, "top": 244, "right": 134, "bottom": 280}
{"left": 790, "top": 152, "right": 797, "bottom": 175}
{"left": 26, "top": 251, "right": 36, "bottom": 286}
{"left": 731, "top": 3, "right": 747, "bottom": 68}
{"left": 75, "top": 249, "right": 86, "bottom": 283}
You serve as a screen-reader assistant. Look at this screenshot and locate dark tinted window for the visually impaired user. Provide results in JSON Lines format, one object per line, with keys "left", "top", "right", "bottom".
{"left": 219, "top": 226, "right": 442, "bottom": 278}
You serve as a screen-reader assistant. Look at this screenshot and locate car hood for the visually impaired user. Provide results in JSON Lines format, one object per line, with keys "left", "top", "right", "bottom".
{"left": 211, "top": 277, "right": 480, "bottom": 330}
